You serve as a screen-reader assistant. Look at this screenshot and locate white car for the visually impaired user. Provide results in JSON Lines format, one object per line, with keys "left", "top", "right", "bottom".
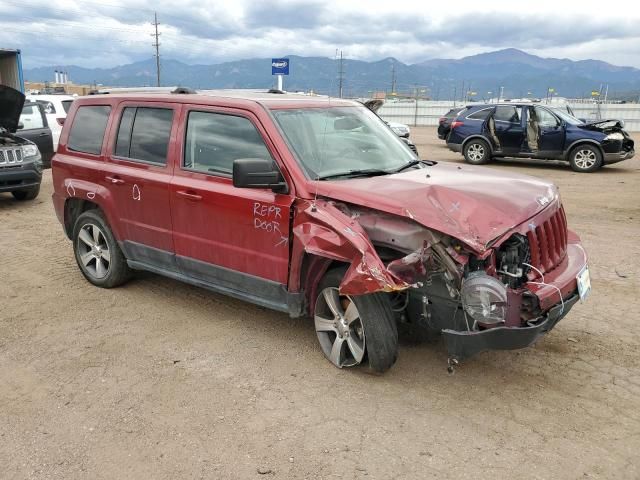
{"left": 388, "top": 121, "right": 411, "bottom": 138}
{"left": 26, "top": 95, "right": 75, "bottom": 150}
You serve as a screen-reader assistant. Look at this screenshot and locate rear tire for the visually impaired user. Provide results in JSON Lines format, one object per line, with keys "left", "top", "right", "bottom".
{"left": 12, "top": 185, "right": 40, "bottom": 201}
{"left": 314, "top": 268, "right": 398, "bottom": 373}
{"left": 463, "top": 139, "right": 491, "bottom": 165}
{"left": 569, "top": 144, "right": 603, "bottom": 172}
{"left": 72, "top": 209, "right": 131, "bottom": 288}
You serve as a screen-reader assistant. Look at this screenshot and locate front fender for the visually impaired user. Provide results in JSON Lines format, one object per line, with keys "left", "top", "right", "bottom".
{"left": 290, "top": 199, "right": 412, "bottom": 296}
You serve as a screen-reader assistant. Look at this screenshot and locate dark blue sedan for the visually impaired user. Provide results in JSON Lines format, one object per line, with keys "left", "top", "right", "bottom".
{"left": 447, "top": 103, "right": 635, "bottom": 172}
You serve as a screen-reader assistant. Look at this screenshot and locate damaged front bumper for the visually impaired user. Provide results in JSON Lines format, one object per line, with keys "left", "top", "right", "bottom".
{"left": 604, "top": 149, "right": 635, "bottom": 164}
{"left": 442, "top": 292, "right": 579, "bottom": 362}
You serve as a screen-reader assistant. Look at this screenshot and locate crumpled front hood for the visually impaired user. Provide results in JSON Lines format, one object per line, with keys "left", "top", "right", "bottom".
{"left": 312, "top": 162, "right": 558, "bottom": 253}
{"left": 578, "top": 119, "right": 624, "bottom": 131}
{"left": 0, "top": 85, "right": 25, "bottom": 133}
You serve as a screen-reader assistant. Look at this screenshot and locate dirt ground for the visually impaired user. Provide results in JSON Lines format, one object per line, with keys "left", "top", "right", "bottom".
{"left": 1, "top": 127, "right": 639, "bottom": 479}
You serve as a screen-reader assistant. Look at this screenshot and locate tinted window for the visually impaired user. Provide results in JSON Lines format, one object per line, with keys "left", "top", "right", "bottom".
{"left": 115, "top": 107, "right": 136, "bottom": 158}
{"left": 466, "top": 108, "right": 492, "bottom": 120}
{"left": 184, "top": 111, "right": 272, "bottom": 175}
{"left": 495, "top": 106, "right": 521, "bottom": 123}
{"left": 535, "top": 107, "right": 560, "bottom": 127}
{"left": 115, "top": 107, "right": 173, "bottom": 165}
{"left": 68, "top": 105, "right": 111, "bottom": 155}
{"left": 20, "top": 105, "right": 45, "bottom": 129}
{"left": 61, "top": 100, "right": 73, "bottom": 114}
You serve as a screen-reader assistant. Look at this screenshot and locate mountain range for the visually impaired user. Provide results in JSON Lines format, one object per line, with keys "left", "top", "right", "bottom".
{"left": 23, "top": 48, "right": 640, "bottom": 100}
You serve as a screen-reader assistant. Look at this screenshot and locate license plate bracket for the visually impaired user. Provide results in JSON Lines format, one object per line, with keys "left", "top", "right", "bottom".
{"left": 577, "top": 265, "right": 591, "bottom": 302}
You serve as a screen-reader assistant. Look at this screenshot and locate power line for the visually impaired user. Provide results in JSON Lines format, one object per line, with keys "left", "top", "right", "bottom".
{"left": 151, "top": 12, "right": 161, "bottom": 87}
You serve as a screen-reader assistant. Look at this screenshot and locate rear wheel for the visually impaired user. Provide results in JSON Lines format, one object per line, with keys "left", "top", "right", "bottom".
{"left": 463, "top": 139, "right": 491, "bottom": 165}
{"left": 569, "top": 144, "right": 603, "bottom": 172}
{"left": 12, "top": 185, "right": 40, "bottom": 201}
{"left": 314, "top": 269, "right": 398, "bottom": 373}
{"left": 72, "top": 210, "right": 131, "bottom": 288}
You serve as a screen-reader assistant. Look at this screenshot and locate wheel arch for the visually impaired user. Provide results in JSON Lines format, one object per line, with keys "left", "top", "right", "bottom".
{"left": 462, "top": 135, "right": 494, "bottom": 154}
{"left": 564, "top": 139, "right": 604, "bottom": 161}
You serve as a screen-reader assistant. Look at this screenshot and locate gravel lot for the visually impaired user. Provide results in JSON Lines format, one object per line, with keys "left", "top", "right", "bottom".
{"left": 1, "top": 127, "right": 639, "bottom": 479}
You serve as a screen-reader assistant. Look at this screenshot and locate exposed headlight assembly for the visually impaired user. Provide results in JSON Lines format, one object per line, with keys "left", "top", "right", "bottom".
{"left": 22, "top": 144, "right": 39, "bottom": 158}
{"left": 604, "top": 132, "right": 624, "bottom": 141}
{"left": 461, "top": 271, "right": 507, "bottom": 327}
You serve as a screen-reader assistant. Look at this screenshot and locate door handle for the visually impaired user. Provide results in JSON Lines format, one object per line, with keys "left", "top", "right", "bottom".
{"left": 176, "top": 190, "right": 202, "bottom": 201}
{"left": 38, "top": 132, "right": 49, "bottom": 137}
{"left": 105, "top": 175, "right": 125, "bottom": 185}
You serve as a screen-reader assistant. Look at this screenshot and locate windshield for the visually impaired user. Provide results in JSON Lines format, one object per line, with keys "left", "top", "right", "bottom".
{"left": 552, "top": 107, "right": 583, "bottom": 125}
{"left": 272, "top": 105, "right": 417, "bottom": 179}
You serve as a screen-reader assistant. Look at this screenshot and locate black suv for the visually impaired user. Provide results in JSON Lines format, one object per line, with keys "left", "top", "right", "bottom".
{"left": 447, "top": 103, "right": 635, "bottom": 172}
{"left": 0, "top": 86, "right": 43, "bottom": 200}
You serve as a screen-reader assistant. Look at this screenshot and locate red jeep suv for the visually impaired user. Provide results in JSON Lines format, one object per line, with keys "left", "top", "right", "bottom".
{"left": 51, "top": 89, "right": 591, "bottom": 372}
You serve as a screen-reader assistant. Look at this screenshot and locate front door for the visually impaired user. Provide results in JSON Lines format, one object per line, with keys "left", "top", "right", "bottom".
{"left": 170, "top": 106, "right": 294, "bottom": 306}
{"left": 492, "top": 105, "right": 524, "bottom": 154}
{"left": 103, "top": 102, "right": 178, "bottom": 269}
{"left": 534, "top": 106, "right": 565, "bottom": 157}
{"left": 19, "top": 103, "right": 54, "bottom": 165}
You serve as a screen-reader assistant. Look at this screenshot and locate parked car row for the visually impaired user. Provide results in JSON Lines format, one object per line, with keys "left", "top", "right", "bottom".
{"left": 439, "top": 103, "right": 634, "bottom": 172}
{"left": 48, "top": 88, "right": 590, "bottom": 373}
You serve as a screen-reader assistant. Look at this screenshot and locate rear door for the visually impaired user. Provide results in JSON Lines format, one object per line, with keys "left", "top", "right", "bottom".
{"left": 170, "top": 105, "right": 294, "bottom": 303}
{"left": 18, "top": 103, "right": 54, "bottom": 165}
{"left": 492, "top": 105, "right": 524, "bottom": 153}
{"left": 103, "top": 102, "right": 178, "bottom": 269}
{"left": 534, "top": 106, "right": 564, "bottom": 157}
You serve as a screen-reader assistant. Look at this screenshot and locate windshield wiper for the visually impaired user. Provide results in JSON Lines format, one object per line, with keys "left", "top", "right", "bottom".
{"left": 318, "top": 168, "right": 390, "bottom": 180}
{"left": 393, "top": 160, "right": 422, "bottom": 172}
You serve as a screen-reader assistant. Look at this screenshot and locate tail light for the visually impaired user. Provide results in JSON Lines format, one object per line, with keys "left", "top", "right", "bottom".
{"left": 451, "top": 120, "right": 464, "bottom": 129}
{"left": 56, "top": 117, "right": 65, "bottom": 126}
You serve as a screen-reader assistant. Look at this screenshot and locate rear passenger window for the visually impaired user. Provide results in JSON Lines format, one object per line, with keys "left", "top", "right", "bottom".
{"left": 184, "top": 111, "right": 272, "bottom": 175}
{"left": 466, "top": 108, "right": 491, "bottom": 120}
{"left": 495, "top": 106, "right": 521, "bottom": 123}
{"left": 114, "top": 107, "right": 173, "bottom": 165}
{"left": 68, "top": 105, "right": 111, "bottom": 155}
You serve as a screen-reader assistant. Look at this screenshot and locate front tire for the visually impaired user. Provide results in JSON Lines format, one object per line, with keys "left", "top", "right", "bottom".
{"left": 12, "top": 185, "right": 40, "bottom": 201}
{"left": 463, "top": 139, "right": 491, "bottom": 165}
{"left": 72, "top": 210, "right": 131, "bottom": 288}
{"left": 314, "top": 268, "right": 398, "bottom": 373}
{"left": 569, "top": 144, "right": 603, "bottom": 172}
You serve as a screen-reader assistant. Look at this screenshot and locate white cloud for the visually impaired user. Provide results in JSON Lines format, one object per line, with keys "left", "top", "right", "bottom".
{"left": 2, "top": 0, "right": 640, "bottom": 68}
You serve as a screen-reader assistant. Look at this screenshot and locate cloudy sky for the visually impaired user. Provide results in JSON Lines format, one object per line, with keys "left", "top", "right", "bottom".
{"left": 2, "top": 0, "right": 640, "bottom": 69}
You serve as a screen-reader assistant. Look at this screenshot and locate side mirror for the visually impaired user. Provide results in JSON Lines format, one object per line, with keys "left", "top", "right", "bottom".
{"left": 233, "top": 158, "right": 288, "bottom": 194}
{"left": 17, "top": 122, "right": 24, "bottom": 130}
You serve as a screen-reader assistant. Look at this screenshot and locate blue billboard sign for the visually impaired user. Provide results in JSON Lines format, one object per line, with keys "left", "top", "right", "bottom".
{"left": 271, "top": 58, "right": 289, "bottom": 75}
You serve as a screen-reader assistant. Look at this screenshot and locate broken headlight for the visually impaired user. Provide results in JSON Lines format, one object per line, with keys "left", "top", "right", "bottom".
{"left": 604, "top": 132, "right": 624, "bottom": 141}
{"left": 461, "top": 271, "right": 507, "bottom": 327}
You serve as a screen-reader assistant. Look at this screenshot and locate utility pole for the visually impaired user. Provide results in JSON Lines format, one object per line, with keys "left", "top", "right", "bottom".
{"left": 151, "top": 12, "right": 161, "bottom": 87}
{"left": 390, "top": 63, "right": 396, "bottom": 95}
{"left": 338, "top": 50, "right": 345, "bottom": 98}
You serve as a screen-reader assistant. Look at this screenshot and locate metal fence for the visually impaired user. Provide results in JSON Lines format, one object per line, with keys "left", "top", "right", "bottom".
{"left": 377, "top": 101, "right": 640, "bottom": 131}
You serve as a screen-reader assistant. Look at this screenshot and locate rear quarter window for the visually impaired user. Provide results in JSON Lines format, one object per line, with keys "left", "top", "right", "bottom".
{"left": 67, "top": 105, "right": 111, "bottom": 155}
{"left": 466, "top": 108, "right": 492, "bottom": 120}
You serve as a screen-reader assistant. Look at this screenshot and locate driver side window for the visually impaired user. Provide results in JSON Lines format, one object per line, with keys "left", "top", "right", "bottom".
{"left": 535, "top": 107, "right": 560, "bottom": 127}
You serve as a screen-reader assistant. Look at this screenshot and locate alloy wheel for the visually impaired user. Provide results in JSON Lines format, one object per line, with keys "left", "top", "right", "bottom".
{"left": 467, "top": 143, "right": 485, "bottom": 162}
{"left": 574, "top": 149, "right": 597, "bottom": 169}
{"left": 77, "top": 223, "right": 111, "bottom": 279}
{"left": 314, "top": 287, "right": 366, "bottom": 368}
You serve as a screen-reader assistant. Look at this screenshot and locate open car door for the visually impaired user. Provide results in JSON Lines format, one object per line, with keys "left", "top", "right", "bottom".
{"left": 481, "top": 106, "right": 500, "bottom": 150}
